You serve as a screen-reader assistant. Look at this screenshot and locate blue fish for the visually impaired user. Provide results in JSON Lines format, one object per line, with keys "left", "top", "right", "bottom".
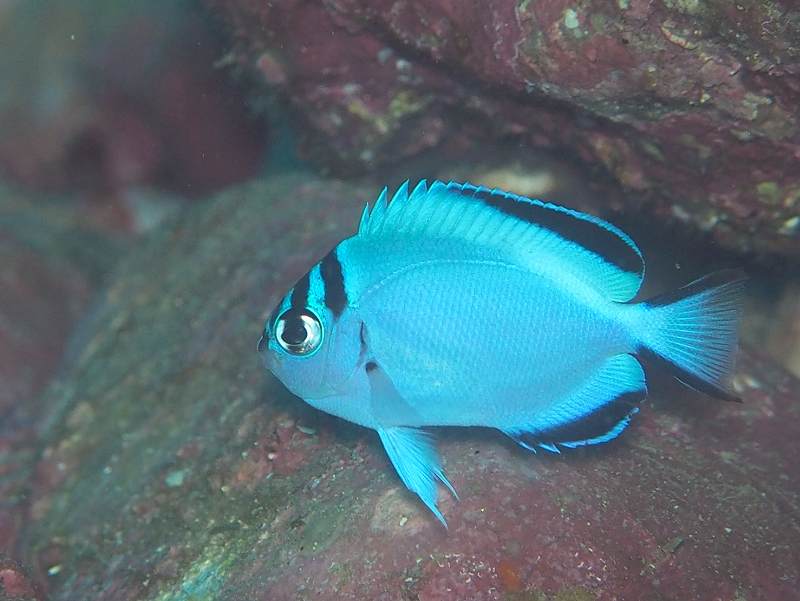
{"left": 258, "top": 180, "right": 745, "bottom": 525}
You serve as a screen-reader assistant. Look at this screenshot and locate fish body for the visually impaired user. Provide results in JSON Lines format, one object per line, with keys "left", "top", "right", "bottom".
{"left": 258, "top": 180, "right": 745, "bottom": 525}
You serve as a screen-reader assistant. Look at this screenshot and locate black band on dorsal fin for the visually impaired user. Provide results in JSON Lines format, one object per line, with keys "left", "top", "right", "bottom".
{"left": 463, "top": 184, "right": 642, "bottom": 275}
{"left": 357, "top": 180, "right": 645, "bottom": 302}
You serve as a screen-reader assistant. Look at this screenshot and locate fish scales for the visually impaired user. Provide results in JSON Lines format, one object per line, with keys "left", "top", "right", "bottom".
{"left": 258, "top": 180, "right": 745, "bottom": 525}
{"left": 348, "top": 253, "right": 625, "bottom": 427}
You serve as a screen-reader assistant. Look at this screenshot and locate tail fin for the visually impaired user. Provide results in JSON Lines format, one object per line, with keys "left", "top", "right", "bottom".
{"left": 636, "top": 269, "right": 747, "bottom": 402}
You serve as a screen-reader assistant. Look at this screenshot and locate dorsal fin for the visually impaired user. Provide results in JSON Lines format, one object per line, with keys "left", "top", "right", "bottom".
{"left": 357, "top": 180, "right": 644, "bottom": 302}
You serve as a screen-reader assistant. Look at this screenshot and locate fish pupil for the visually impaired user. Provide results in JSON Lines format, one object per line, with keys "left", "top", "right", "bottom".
{"left": 281, "top": 317, "right": 308, "bottom": 345}
{"left": 274, "top": 308, "right": 323, "bottom": 355}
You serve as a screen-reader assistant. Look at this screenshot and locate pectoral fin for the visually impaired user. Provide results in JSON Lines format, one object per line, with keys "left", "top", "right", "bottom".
{"left": 366, "top": 360, "right": 423, "bottom": 426}
{"left": 376, "top": 426, "right": 457, "bottom": 527}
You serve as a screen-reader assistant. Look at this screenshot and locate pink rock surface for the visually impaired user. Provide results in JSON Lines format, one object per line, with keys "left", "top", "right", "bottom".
{"left": 14, "top": 175, "right": 800, "bottom": 601}
{"left": 0, "top": 561, "right": 42, "bottom": 601}
{"left": 0, "top": 186, "right": 120, "bottom": 417}
{"left": 249, "top": 350, "right": 800, "bottom": 601}
{"left": 209, "top": 0, "right": 800, "bottom": 256}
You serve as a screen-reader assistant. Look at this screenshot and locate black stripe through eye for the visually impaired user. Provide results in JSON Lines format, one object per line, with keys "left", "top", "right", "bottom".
{"left": 289, "top": 272, "right": 311, "bottom": 309}
{"left": 280, "top": 312, "right": 309, "bottom": 345}
{"left": 472, "top": 188, "right": 642, "bottom": 275}
{"left": 320, "top": 247, "right": 347, "bottom": 317}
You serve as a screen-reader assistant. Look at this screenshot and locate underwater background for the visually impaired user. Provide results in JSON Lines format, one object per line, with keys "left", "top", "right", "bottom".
{"left": 0, "top": 1, "right": 798, "bottom": 600}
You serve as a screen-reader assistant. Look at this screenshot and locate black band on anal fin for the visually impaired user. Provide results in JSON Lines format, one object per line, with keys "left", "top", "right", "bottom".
{"left": 510, "top": 390, "right": 644, "bottom": 450}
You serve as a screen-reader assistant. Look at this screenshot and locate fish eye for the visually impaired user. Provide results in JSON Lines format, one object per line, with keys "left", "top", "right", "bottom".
{"left": 274, "top": 309, "right": 323, "bottom": 356}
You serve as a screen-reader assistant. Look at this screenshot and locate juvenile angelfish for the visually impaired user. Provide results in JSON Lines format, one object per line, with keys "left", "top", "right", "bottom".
{"left": 258, "top": 180, "right": 744, "bottom": 525}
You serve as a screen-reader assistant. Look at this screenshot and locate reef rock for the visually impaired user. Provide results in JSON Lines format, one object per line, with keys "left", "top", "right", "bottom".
{"left": 15, "top": 176, "right": 800, "bottom": 601}
{"left": 0, "top": 184, "right": 122, "bottom": 417}
{"left": 208, "top": 0, "right": 800, "bottom": 256}
{"left": 0, "top": 183, "right": 121, "bottom": 600}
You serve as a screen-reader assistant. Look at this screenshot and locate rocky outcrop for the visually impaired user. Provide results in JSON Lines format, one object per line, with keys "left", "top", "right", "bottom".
{"left": 15, "top": 176, "right": 800, "bottom": 601}
{"left": 0, "top": 184, "right": 122, "bottom": 601}
{"left": 209, "top": 0, "right": 800, "bottom": 257}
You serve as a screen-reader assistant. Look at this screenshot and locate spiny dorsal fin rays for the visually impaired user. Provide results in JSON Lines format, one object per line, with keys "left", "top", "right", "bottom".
{"left": 358, "top": 202, "right": 371, "bottom": 235}
{"left": 357, "top": 179, "right": 645, "bottom": 302}
{"left": 360, "top": 180, "right": 425, "bottom": 236}
{"left": 401, "top": 180, "right": 429, "bottom": 233}
{"left": 365, "top": 186, "right": 389, "bottom": 235}
{"left": 383, "top": 180, "right": 411, "bottom": 232}
{"left": 409, "top": 179, "right": 429, "bottom": 202}
{"left": 415, "top": 180, "right": 442, "bottom": 236}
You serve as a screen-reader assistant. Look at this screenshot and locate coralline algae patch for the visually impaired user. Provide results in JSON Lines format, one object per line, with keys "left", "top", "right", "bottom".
{"left": 209, "top": 410, "right": 324, "bottom": 491}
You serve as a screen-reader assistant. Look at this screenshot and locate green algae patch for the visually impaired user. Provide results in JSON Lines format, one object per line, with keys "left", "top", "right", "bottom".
{"left": 756, "top": 181, "right": 781, "bottom": 206}
{"left": 352, "top": 89, "right": 432, "bottom": 139}
{"left": 639, "top": 140, "right": 666, "bottom": 162}
{"left": 563, "top": 9, "right": 580, "bottom": 30}
{"left": 387, "top": 90, "right": 430, "bottom": 123}
{"left": 296, "top": 500, "right": 349, "bottom": 556}
{"left": 506, "top": 587, "right": 595, "bottom": 601}
{"left": 551, "top": 588, "right": 595, "bottom": 601}
{"left": 165, "top": 468, "right": 190, "bottom": 488}
{"left": 662, "top": 0, "right": 704, "bottom": 15}
{"left": 154, "top": 554, "right": 228, "bottom": 601}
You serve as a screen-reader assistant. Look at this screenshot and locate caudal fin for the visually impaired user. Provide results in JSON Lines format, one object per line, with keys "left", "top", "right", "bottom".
{"left": 637, "top": 269, "right": 746, "bottom": 402}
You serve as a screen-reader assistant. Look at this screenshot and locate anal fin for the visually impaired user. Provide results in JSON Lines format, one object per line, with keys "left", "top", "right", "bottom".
{"left": 377, "top": 426, "right": 457, "bottom": 527}
{"left": 503, "top": 353, "right": 646, "bottom": 452}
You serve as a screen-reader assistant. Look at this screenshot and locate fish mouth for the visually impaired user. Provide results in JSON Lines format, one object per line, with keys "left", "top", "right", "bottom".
{"left": 257, "top": 334, "right": 267, "bottom": 353}
{"left": 260, "top": 349, "right": 278, "bottom": 374}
